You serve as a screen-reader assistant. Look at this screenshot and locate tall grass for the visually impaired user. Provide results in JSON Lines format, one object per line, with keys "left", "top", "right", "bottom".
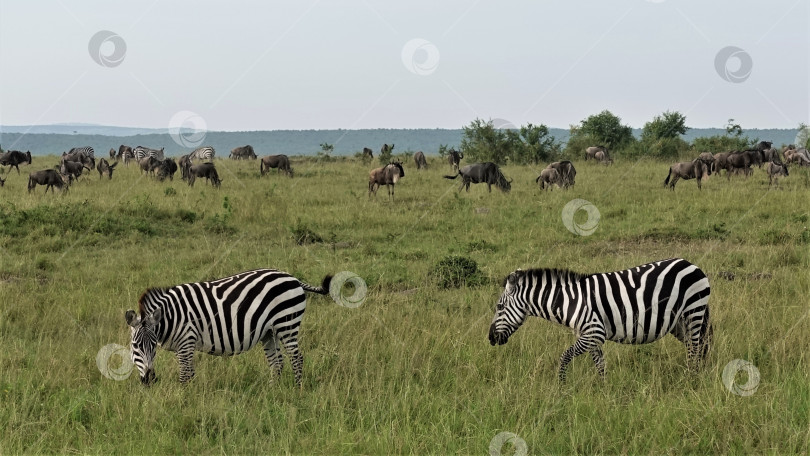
{"left": 0, "top": 156, "right": 808, "bottom": 453}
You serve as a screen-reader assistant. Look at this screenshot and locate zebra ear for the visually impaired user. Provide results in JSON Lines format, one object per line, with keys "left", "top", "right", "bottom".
{"left": 145, "top": 308, "right": 162, "bottom": 326}
{"left": 125, "top": 310, "right": 140, "bottom": 327}
{"left": 506, "top": 272, "right": 518, "bottom": 287}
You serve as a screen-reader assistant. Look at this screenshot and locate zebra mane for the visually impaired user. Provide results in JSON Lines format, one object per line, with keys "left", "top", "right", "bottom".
{"left": 138, "top": 288, "right": 168, "bottom": 317}
{"left": 506, "top": 268, "right": 585, "bottom": 286}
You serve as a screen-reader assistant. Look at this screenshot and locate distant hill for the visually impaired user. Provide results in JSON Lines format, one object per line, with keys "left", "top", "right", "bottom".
{"left": 0, "top": 124, "right": 801, "bottom": 157}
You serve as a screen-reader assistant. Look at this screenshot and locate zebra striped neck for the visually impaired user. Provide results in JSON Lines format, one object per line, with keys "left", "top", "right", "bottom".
{"left": 138, "top": 288, "right": 172, "bottom": 343}
{"left": 517, "top": 268, "right": 589, "bottom": 327}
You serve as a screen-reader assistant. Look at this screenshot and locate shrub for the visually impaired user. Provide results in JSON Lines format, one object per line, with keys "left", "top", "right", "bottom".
{"left": 430, "top": 255, "right": 485, "bottom": 289}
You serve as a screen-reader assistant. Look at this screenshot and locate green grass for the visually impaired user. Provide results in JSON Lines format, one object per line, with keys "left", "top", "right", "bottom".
{"left": 0, "top": 156, "right": 809, "bottom": 454}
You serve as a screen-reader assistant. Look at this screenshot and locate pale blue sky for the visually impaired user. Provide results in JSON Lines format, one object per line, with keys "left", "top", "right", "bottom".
{"left": 0, "top": 0, "right": 807, "bottom": 131}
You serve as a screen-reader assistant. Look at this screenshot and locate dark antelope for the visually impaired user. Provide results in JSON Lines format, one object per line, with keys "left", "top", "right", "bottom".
{"left": 0, "top": 150, "right": 32, "bottom": 174}
{"left": 444, "top": 162, "right": 511, "bottom": 193}
{"left": 664, "top": 158, "right": 709, "bottom": 190}
{"left": 28, "top": 169, "right": 70, "bottom": 193}
{"left": 368, "top": 161, "right": 405, "bottom": 200}
{"left": 260, "top": 155, "right": 293, "bottom": 177}
{"left": 96, "top": 158, "right": 118, "bottom": 179}
{"left": 413, "top": 151, "right": 428, "bottom": 170}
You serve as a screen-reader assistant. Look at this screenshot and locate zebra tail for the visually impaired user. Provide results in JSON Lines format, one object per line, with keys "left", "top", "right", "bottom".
{"left": 443, "top": 173, "right": 460, "bottom": 180}
{"left": 300, "top": 275, "right": 332, "bottom": 295}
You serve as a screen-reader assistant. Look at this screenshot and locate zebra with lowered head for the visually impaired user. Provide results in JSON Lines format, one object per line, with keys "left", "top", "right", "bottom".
{"left": 188, "top": 146, "right": 215, "bottom": 162}
{"left": 125, "top": 269, "right": 332, "bottom": 386}
{"left": 489, "top": 258, "right": 712, "bottom": 382}
{"left": 133, "top": 146, "right": 165, "bottom": 161}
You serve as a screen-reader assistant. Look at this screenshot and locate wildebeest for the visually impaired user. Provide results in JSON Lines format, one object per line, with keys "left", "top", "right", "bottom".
{"left": 118, "top": 145, "right": 134, "bottom": 165}
{"left": 368, "top": 161, "right": 405, "bottom": 200}
{"left": 381, "top": 143, "right": 395, "bottom": 157}
{"left": 545, "top": 161, "right": 576, "bottom": 188}
{"left": 755, "top": 141, "right": 773, "bottom": 151}
{"left": 767, "top": 162, "right": 789, "bottom": 186}
{"left": 139, "top": 157, "right": 161, "bottom": 177}
{"left": 0, "top": 150, "right": 32, "bottom": 174}
{"left": 179, "top": 154, "right": 192, "bottom": 180}
{"left": 737, "top": 149, "right": 763, "bottom": 168}
{"left": 188, "top": 163, "right": 222, "bottom": 188}
{"left": 362, "top": 147, "right": 374, "bottom": 160}
{"left": 785, "top": 149, "right": 810, "bottom": 166}
{"left": 444, "top": 162, "right": 512, "bottom": 193}
{"left": 413, "top": 151, "right": 427, "bottom": 170}
{"left": 762, "top": 147, "right": 781, "bottom": 164}
{"left": 447, "top": 148, "right": 463, "bottom": 172}
{"left": 594, "top": 150, "right": 612, "bottom": 165}
{"left": 726, "top": 151, "right": 754, "bottom": 178}
{"left": 28, "top": 169, "right": 69, "bottom": 193}
{"left": 109, "top": 148, "right": 116, "bottom": 160}
{"left": 536, "top": 167, "right": 560, "bottom": 191}
{"left": 697, "top": 152, "right": 715, "bottom": 173}
{"left": 157, "top": 158, "right": 178, "bottom": 181}
{"left": 585, "top": 146, "right": 608, "bottom": 161}
{"left": 60, "top": 160, "right": 89, "bottom": 181}
{"left": 96, "top": 158, "right": 118, "bottom": 179}
{"left": 260, "top": 154, "right": 293, "bottom": 177}
{"left": 230, "top": 145, "right": 257, "bottom": 160}
{"left": 62, "top": 149, "right": 95, "bottom": 170}
{"left": 664, "top": 158, "right": 709, "bottom": 190}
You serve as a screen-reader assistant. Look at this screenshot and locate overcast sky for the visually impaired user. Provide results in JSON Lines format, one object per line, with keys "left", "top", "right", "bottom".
{"left": 0, "top": 0, "right": 807, "bottom": 131}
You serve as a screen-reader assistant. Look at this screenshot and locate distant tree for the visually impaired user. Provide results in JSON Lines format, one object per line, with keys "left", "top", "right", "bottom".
{"left": 317, "top": 142, "right": 334, "bottom": 161}
{"left": 563, "top": 110, "right": 635, "bottom": 157}
{"left": 691, "top": 119, "right": 754, "bottom": 154}
{"left": 641, "top": 111, "right": 688, "bottom": 141}
{"left": 460, "top": 119, "right": 558, "bottom": 165}
{"left": 578, "top": 110, "right": 634, "bottom": 150}
{"left": 795, "top": 122, "right": 810, "bottom": 149}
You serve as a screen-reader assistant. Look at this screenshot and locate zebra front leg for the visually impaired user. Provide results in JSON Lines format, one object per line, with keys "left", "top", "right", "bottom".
{"left": 558, "top": 330, "right": 605, "bottom": 382}
{"left": 262, "top": 334, "right": 284, "bottom": 379}
{"left": 176, "top": 341, "right": 197, "bottom": 384}
{"left": 280, "top": 335, "right": 304, "bottom": 388}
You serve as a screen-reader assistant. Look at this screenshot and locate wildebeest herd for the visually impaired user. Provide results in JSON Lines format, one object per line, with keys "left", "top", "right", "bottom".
{"left": 664, "top": 141, "right": 799, "bottom": 190}
{"left": 0, "top": 138, "right": 804, "bottom": 198}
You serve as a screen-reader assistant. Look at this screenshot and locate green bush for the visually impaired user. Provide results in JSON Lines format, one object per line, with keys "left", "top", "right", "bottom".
{"left": 430, "top": 255, "right": 485, "bottom": 289}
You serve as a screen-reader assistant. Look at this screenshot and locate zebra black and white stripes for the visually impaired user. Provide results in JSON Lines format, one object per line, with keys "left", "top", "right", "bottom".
{"left": 133, "top": 146, "right": 165, "bottom": 161}
{"left": 125, "top": 269, "right": 332, "bottom": 386}
{"left": 489, "top": 258, "right": 712, "bottom": 381}
{"left": 189, "top": 146, "right": 215, "bottom": 162}
{"left": 68, "top": 146, "right": 95, "bottom": 159}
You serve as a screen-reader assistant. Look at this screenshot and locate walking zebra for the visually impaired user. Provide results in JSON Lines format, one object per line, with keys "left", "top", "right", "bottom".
{"left": 133, "top": 146, "right": 165, "bottom": 161}
{"left": 125, "top": 269, "right": 332, "bottom": 386}
{"left": 489, "top": 258, "right": 712, "bottom": 381}
{"left": 68, "top": 146, "right": 95, "bottom": 159}
{"left": 189, "top": 146, "right": 215, "bottom": 162}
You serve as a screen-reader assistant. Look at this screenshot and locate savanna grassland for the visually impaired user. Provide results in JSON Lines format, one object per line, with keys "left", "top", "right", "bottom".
{"left": 0, "top": 155, "right": 808, "bottom": 454}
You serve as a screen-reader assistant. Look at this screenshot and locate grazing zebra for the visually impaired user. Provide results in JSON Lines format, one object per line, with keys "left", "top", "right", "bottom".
{"left": 68, "top": 146, "right": 95, "bottom": 159}
{"left": 489, "top": 258, "right": 712, "bottom": 382}
{"left": 125, "top": 269, "right": 332, "bottom": 386}
{"left": 189, "top": 146, "right": 215, "bottom": 162}
{"left": 133, "top": 146, "right": 165, "bottom": 161}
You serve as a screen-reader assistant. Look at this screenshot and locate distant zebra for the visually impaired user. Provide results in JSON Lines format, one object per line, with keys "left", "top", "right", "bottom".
{"left": 68, "top": 146, "right": 95, "bottom": 159}
{"left": 126, "top": 269, "right": 333, "bottom": 386}
{"left": 188, "top": 146, "right": 215, "bottom": 162}
{"left": 133, "top": 146, "right": 165, "bottom": 161}
{"left": 489, "top": 258, "right": 712, "bottom": 382}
